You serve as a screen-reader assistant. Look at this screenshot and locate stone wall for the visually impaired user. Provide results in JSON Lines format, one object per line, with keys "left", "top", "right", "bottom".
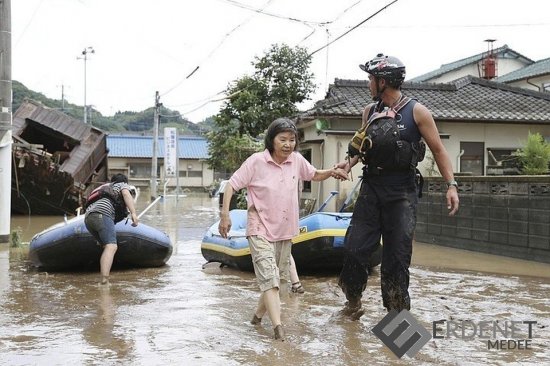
{"left": 415, "top": 176, "right": 550, "bottom": 264}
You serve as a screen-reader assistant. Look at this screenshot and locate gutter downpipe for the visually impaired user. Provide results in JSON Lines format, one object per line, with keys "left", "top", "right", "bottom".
{"left": 318, "top": 140, "right": 324, "bottom": 210}
{"left": 336, "top": 140, "right": 342, "bottom": 207}
{"left": 526, "top": 78, "right": 541, "bottom": 92}
{"left": 457, "top": 149, "right": 465, "bottom": 173}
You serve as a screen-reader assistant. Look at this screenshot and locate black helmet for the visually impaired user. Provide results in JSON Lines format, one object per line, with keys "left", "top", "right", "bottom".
{"left": 359, "top": 53, "right": 406, "bottom": 87}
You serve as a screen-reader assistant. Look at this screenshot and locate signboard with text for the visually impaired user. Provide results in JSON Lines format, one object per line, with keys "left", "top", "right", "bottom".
{"left": 164, "top": 127, "right": 177, "bottom": 177}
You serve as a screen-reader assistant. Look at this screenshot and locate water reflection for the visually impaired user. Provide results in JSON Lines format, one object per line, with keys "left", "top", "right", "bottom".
{"left": 82, "top": 286, "right": 135, "bottom": 360}
{"left": 1, "top": 193, "right": 549, "bottom": 365}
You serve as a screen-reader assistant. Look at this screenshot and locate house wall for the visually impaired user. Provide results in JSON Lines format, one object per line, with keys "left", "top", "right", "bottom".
{"left": 426, "top": 122, "right": 550, "bottom": 175}
{"left": 416, "top": 176, "right": 550, "bottom": 264}
{"left": 108, "top": 157, "right": 214, "bottom": 188}
{"left": 300, "top": 118, "right": 550, "bottom": 211}
{"left": 299, "top": 139, "right": 343, "bottom": 211}
{"left": 426, "top": 58, "right": 527, "bottom": 83}
{"left": 507, "top": 74, "right": 550, "bottom": 92}
{"left": 300, "top": 123, "right": 370, "bottom": 212}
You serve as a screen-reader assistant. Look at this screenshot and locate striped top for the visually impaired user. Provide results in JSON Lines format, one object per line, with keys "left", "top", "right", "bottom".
{"left": 85, "top": 182, "right": 131, "bottom": 221}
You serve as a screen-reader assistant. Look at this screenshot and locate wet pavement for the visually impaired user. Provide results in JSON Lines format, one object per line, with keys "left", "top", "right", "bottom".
{"left": 1, "top": 193, "right": 549, "bottom": 365}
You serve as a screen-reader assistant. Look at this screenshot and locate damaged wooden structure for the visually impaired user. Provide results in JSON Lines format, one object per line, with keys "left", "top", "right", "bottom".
{"left": 11, "top": 100, "right": 109, "bottom": 215}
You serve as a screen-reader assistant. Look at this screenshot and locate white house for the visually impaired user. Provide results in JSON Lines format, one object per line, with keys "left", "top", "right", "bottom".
{"left": 409, "top": 44, "right": 534, "bottom": 83}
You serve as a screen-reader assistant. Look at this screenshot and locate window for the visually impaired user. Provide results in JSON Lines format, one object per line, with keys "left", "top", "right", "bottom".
{"left": 188, "top": 170, "right": 203, "bottom": 178}
{"left": 487, "top": 148, "right": 515, "bottom": 165}
{"left": 129, "top": 163, "right": 157, "bottom": 178}
{"left": 486, "top": 148, "right": 521, "bottom": 175}
{"left": 460, "top": 142, "right": 484, "bottom": 175}
{"left": 543, "top": 82, "right": 550, "bottom": 92}
{"left": 178, "top": 170, "right": 203, "bottom": 178}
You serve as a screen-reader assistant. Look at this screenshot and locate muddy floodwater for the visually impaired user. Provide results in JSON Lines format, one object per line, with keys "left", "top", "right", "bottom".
{"left": 2, "top": 194, "right": 549, "bottom": 365}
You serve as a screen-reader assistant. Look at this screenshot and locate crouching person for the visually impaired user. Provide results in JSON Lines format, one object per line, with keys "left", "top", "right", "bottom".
{"left": 84, "top": 173, "right": 138, "bottom": 285}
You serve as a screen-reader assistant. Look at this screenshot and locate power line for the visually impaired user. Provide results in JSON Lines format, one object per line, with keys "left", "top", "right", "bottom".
{"left": 161, "top": 0, "right": 274, "bottom": 98}
{"left": 14, "top": 0, "right": 45, "bottom": 48}
{"left": 297, "top": 1, "right": 366, "bottom": 45}
{"left": 329, "top": 0, "right": 365, "bottom": 25}
{"left": 165, "top": 89, "right": 226, "bottom": 108}
{"left": 217, "top": 0, "right": 330, "bottom": 26}
{"left": 219, "top": 0, "right": 366, "bottom": 28}
{"left": 180, "top": 88, "right": 244, "bottom": 117}
{"left": 168, "top": 1, "right": 371, "bottom": 117}
{"left": 164, "top": 0, "right": 394, "bottom": 118}
{"left": 309, "top": 0, "right": 399, "bottom": 56}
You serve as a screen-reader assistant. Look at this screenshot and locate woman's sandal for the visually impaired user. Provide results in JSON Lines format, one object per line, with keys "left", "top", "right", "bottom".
{"left": 291, "top": 281, "right": 305, "bottom": 294}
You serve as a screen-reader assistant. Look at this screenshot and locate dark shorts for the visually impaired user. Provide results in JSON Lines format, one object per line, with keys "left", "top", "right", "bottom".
{"left": 84, "top": 212, "right": 117, "bottom": 245}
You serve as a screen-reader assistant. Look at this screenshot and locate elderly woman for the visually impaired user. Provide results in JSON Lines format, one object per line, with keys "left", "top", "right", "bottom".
{"left": 219, "top": 117, "right": 348, "bottom": 341}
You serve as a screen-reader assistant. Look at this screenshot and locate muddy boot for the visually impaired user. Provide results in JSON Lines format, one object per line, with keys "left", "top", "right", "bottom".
{"left": 274, "top": 324, "right": 285, "bottom": 341}
{"left": 338, "top": 298, "right": 365, "bottom": 320}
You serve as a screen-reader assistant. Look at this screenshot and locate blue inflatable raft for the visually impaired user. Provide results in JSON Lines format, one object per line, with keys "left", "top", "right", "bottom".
{"left": 29, "top": 215, "right": 173, "bottom": 271}
{"left": 201, "top": 209, "right": 382, "bottom": 272}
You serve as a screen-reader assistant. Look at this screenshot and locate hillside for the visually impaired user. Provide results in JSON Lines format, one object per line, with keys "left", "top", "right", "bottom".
{"left": 12, "top": 80, "right": 214, "bottom": 135}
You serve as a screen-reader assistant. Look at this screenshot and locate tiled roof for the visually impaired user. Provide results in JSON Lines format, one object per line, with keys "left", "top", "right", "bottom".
{"left": 302, "top": 76, "right": 550, "bottom": 123}
{"left": 107, "top": 135, "right": 209, "bottom": 159}
{"left": 497, "top": 57, "right": 550, "bottom": 82}
{"left": 409, "top": 45, "right": 533, "bottom": 82}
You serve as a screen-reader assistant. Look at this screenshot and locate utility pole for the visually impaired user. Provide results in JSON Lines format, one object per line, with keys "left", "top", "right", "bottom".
{"left": 0, "top": 0, "right": 12, "bottom": 243}
{"left": 58, "top": 84, "right": 66, "bottom": 111}
{"left": 61, "top": 84, "right": 65, "bottom": 111}
{"left": 78, "top": 47, "right": 94, "bottom": 124}
{"left": 150, "top": 91, "right": 161, "bottom": 200}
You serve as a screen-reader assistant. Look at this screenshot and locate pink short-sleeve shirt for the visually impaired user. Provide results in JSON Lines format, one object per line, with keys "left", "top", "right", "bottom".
{"left": 229, "top": 149, "right": 316, "bottom": 242}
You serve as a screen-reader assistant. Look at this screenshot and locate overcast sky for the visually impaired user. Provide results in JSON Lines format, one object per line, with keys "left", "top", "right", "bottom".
{"left": 10, "top": 0, "right": 550, "bottom": 123}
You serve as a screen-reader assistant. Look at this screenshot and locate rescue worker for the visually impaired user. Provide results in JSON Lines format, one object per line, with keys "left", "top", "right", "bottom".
{"left": 334, "top": 53, "right": 459, "bottom": 318}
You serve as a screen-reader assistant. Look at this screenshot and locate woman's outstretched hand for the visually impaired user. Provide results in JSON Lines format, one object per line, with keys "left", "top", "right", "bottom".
{"left": 331, "top": 167, "right": 349, "bottom": 181}
{"left": 218, "top": 213, "right": 232, "bottom": 238}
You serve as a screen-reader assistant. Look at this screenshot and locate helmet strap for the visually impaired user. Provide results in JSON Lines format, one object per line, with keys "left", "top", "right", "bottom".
{"left": 373, "top": 77, "right": 386, "bottom": 102}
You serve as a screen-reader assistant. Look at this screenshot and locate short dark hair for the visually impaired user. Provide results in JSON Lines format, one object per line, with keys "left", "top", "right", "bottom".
{"left": 264, "top": 118, "right": 299, "bottom": 153}
{"left": 111, "top": 173, "right": 128, "bottom": 184}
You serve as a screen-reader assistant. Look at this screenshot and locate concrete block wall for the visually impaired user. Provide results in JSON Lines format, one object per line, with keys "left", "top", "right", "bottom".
{"left": 415, "top": 176, "right": 550, "bottom": 264}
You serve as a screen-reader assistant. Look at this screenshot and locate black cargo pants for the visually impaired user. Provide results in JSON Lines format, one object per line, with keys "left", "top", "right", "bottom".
{"left": 338, "top": 173, "right": 418, "bottom": 311}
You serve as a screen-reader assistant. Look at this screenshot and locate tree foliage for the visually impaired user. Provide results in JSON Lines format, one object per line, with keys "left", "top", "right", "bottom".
{"left": 207, "top": 128, "right": 263, "bottom": 173}
{"left": 207, "top": 43, "right": 315, "bottom": 171}
{"left": 514, "top": 132, "right": 550, "bottom": 175}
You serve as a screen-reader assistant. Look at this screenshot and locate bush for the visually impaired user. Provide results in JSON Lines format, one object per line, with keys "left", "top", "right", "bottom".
{"left": 514, "top": 132, "right": 550, "bottom": 175}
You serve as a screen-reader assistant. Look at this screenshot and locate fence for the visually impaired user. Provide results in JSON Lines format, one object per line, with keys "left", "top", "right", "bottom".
{"left": 415, "top": 176, "right": 550, "bottom": 264}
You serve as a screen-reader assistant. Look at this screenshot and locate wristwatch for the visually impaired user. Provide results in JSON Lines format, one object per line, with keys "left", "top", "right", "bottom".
{"left": 446, "top": 180, "right": 458, "bottom": 189}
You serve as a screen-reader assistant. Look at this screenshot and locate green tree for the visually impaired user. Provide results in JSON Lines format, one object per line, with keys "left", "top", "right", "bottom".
{"left": 514, "top": 131, "right": 550, "bottom": 175}
{"left": 207, "top": 123, "right": 263, "bottom": 172}
{"left": 207, "top": 43, "right": 315, "bottom": 171}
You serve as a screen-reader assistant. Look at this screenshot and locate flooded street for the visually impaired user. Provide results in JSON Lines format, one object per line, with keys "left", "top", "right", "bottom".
{"left": 1, "top": 194, "right": 549, "bottom": 365}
